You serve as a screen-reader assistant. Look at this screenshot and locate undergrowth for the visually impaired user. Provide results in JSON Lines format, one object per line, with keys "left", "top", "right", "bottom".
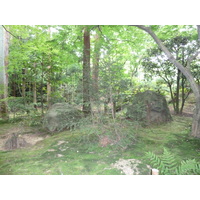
{"left": 146, "top": 148, "right": 200, "bottom": 175}
{"left": 0, "top": 115, "right": 200, "bottom": 175}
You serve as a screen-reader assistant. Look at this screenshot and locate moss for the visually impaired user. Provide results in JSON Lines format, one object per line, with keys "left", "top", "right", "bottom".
{"left": 0, "top": 115, "right": 199, "bottom": 175}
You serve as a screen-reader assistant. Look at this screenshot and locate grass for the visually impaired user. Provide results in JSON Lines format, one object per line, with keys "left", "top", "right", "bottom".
{"left": 0, "top": 115, "right": 199, "bottom": 175}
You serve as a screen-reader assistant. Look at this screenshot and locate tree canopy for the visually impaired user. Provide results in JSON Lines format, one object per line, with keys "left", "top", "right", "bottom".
{"left": 1, "top": 25, "right": 200, "bottom": 137}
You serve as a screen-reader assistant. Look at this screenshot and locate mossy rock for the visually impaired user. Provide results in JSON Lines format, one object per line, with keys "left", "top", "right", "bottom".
{"left": 126, "top": 90, "right": 172, "bottom": 125}
{"left": 43, "top": 103, "right": 83, "bottom": 132}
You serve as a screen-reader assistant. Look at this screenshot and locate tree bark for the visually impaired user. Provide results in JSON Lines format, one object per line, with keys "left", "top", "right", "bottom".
{"left": 22, "top": 67, "right": 27, "bottom": 105}
{"left": 33, "top": 63, "right": 37, "bottom": 104}
{"left": 47, "top": 28, "right": 52, "bottom": 108}
{"left": 82, "top": 26, "right": 91, "bottom": 116}
{"left": 175, "top": 69, "right": 180, "bottom": 114}
{"left": 92, "top": 31, "right": 101, "bottom": 101}
{"left": 134, "top": 25, "right": 200, "bottom": 137}
{"left": 33, "top": 81, "right": 37, "bottom": 104}
{"left": 47, "top": 81, "right": 51, "bottom": 107}
{"left": 0, "top": 26, "right": 9, "bottom": 119}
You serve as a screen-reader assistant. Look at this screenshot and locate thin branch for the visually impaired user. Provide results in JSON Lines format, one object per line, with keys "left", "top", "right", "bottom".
{"left": 2, "top": 25, "right": 21, "bottom": 40}
{"left": 186, "top": 50, "right": 200, "bottom": 69}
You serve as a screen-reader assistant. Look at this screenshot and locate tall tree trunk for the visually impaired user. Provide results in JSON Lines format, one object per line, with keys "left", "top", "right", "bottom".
{"left": 134, "top": 25, "right": 200, "bottom": 137}
{"left": 175, "top": 69, "right": 181, "bottom": 114}
{"left": 41, "top": 62, "right": 44, "bottom": 115}
{"left": 33, "top": 81, "right": 37, "bottom": 104}
{"left": 33, "top": 63, "right": 37, "bottom": 104}
{"left": 47, "top": 80, "right": 51, "bottom": 108}
{"left": 92, "top": 31, "right": 101, "bottom": 101}
{"left": 0, "top": 26, "right": 9, "bottom": 119}
{"left": 47, "top": 28, "right": 52, "bottom": 108}
{"left": 22, "top": 68, "right": 26, "bottom": 105}
{"left": 82, "top": 26, "right": 91, "bottom": 116}
{"left": 168, "top": 83, "right": 176, "bottom": 112}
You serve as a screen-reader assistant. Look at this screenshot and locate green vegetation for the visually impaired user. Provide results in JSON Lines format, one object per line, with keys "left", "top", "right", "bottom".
{"left": 0, "top": 115, "right": 199, "bottom": 175}
{"left": 1, "top": 25, "right": 200, "bottom": 175}
{"left": 146, "top": 148, "right": 200, "bottom": 175}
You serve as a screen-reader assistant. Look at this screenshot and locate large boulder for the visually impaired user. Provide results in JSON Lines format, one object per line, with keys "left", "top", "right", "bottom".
{"left": 43, "top": 103, "right": 83, "bottom": 132}
{"left": 126, "top": 90, "right": 172, "bottom": 125}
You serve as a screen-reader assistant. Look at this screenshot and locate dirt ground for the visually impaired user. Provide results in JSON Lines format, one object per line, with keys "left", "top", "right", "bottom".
{"left": 0, "top": 126, "right": 48, "bottom": 151}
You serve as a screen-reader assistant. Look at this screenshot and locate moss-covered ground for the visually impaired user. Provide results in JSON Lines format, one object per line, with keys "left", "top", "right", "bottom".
{"left": 0, "top": 115, "right": 199, "bottom": 175}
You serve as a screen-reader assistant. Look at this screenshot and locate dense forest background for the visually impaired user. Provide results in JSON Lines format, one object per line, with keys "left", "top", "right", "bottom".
{"left": 1, "top": 25, "right": 200, "bottom": 135}
{"left": 0, "top": 0, "right": 200, "bottom": 196}
{"left": 0, "top": 25, "right": 200, "bottom": 178}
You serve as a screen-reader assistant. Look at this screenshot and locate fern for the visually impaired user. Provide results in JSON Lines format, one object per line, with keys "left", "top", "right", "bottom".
{"left": 145, "top": 148, "right": 200, "bottom": 175}
{"left": 176, "top": 159, "right": 200, "bottom": 175}
{"left": 160, "top": 148, "right": 177, "bottom": 175}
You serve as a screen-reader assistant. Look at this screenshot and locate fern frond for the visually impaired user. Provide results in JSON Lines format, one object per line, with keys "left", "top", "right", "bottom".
{"left": 176, "top": 159, "right": 200, "bottom": 175}
{"left": 161, "top": 148, "right": 177, "bottom": 175}
{"left": 145, "top": 151, "right": 161, "bottom": 168}
{"left": 146, "top": 149, "right": 200, "bottom": 175}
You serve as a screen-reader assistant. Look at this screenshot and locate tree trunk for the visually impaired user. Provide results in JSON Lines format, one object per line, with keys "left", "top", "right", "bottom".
{"left": 82, "top": 26, "right": 91, "bottom": 116}
{"left": 33, "top": 63, "right": 37, "bottom": 104}
{"left": 33, "top": 81, "right": 37, "bottom": 104}
{"left": 92, "top": 31, "right": 101, "bottom": 101}
{"left": 47, "top": 81, "right": 51, "bottom": 108}
{"left": 0, "top": 26, "right": 9, "bottom": 120}
{"left": 22, "top": 68, "right": 27, "bottom": 105}
{"left": 168, "top": 83, "right": 176, "bottom": 112}
{"left": 175, "top": 69, "right": 180, "bottom": 114}
{"left": 47, "top": 28, "right": 52, "bottom": 108}
{"left": 192, "top": 97, "right": 200, "bottom": 137}
{"left": 134, "top": 25, "right": 200, "bottom": 137}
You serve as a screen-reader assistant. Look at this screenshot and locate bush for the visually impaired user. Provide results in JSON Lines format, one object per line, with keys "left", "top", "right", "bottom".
{"left": 8, "top": 97, "right": 26, "bottom": 115}
{"left": 78, "top": 118, "right": 138, "bottom": 151}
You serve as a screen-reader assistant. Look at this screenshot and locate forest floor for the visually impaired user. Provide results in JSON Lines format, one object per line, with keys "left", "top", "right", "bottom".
{"left": 0, "top": 109, "right": 200, "bottom": 175}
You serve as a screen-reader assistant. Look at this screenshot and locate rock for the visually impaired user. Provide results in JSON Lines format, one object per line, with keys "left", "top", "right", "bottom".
{"left": 43, "top": 103, "right": 83, "bottom": 132}
{"left": 126, "top": 90, "right": 172, "bottom": 125}
{"left": 111, "top": 158, "right": 151, "bottom": 175}
{"left": 4, "top": 133, "right": 29, "bottom": 150}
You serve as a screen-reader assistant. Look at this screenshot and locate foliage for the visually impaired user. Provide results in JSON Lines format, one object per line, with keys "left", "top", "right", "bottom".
{"left": 43, "top": 103, "right": 84, "bottom": 132}
{"left": 78, "top": 117, "right": 137, "bottom": 151}
{"left": 0, "top": 114, "right": 200, "bottom": 175}
{"left": 7, "top": 97, "right": 36, "bottom": 117}
{"left": 145, "top": 148, "right": 200, "bottom": 175}
{"left": 142, "top": 35, "right": 196, "bottom": 114}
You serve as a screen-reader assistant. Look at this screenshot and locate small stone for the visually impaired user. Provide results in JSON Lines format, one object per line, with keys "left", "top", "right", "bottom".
{"left": 48, "top": 149, "right": 56, "bottom": 152}
{"left": 57, "top": 154, "right": 64, "bottom": 157}
{"left": 57, "top": 141, "right": 65, "bottom": 145}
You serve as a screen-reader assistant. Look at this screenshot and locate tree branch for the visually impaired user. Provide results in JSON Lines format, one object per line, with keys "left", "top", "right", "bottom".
{"left": 133, "top": 25, "right": 200, "bottom": 97}
{"left": 2, "top": 25, "right": 21, "bottom": 40}
{"left": 197, "top": 25, "right": 200, "bottom": 43}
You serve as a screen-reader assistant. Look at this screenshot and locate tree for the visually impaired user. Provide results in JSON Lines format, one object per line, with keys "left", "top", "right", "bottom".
{"left": 134, "top": 25, "right": 200, "bottom": 138}
{"left": 82, "top": 26, "right": 91, "bottom": 116}
{"left": 0, "top": 25, "right": 9, "bottom": 119}
{"left": 142, "top": 36, "right": 195, "bottom": 114}
{"left": 92, "top": 30, "right": 101, "bottom": 101}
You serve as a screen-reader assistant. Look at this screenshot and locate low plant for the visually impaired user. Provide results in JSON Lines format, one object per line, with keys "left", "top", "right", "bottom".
{"left": 145, "top": 148, "right": 200, "bottom": 175}
{"left": 78, "top": 118, "right": 137, "bottom": 151}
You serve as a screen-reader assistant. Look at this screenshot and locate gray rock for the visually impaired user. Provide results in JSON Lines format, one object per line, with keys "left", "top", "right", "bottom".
{"left": 4, "top": 133, "right": 29, "bottom": 150}
{"left": 43, "top": 103, "right": 83, "bottom": 132}
{"left": 126, "top": 90, "right": 172, "bottom": 125}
